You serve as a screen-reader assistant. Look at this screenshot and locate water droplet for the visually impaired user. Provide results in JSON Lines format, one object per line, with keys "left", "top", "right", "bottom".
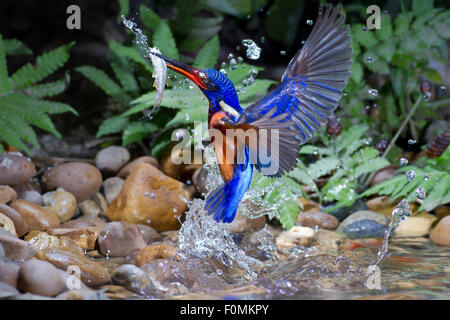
{"left": 219, "top": 68, "right": 227, "bottom": 75}
{"left": 227, "top": 53, "right": 234, "bottom": 60}
{"left": 415, "top": 187, "right": 426, "bottom": 200}
{"left": 440, "top": 85, "right": 446, "bottom": 92}
{"left": 399, "top": 158, "right": 408, "bottom": 167}
{"left": 408, "top": 139, "right": 416, "bottom": 145}
{"left": 362, "top": 27, "right": 368, "bottom": 31}
{"left": 366, "top": 57, "right": 373, "bottom": 63}
{"left": 260, "top": 36, "right": 266, "bottom": 43}
{"left": 424, "top": 174, "right": 429, "bottom": 181}
{"left": 237, "top": 56, "right": 244, "bottom": 63}
{"left": 406, "top": 170, "right": 416, "bottom": 181}
{"left": 229, "top": 59, "right": 238, "bottom": 70}
{"left": 280, "top": 50, "right": 286, "bottom": 56}
{"left": 368, "top": 88, "right": 378, "bottom": 96}
{"left": 241, "top": 39, "right": 261, "bottom": 60}
{"left": 184, "top": 113, "right": 190, "bottom": 121}
{"left": 306, "top": 19, "right": 313, "bottom": 25}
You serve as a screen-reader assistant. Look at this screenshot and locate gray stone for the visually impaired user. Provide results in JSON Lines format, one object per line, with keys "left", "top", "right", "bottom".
{"left": 0, "top": 229, "right": 36, "bottom": 262}
{"left": 112, "top": 264, "right": 159, "bottom": 296}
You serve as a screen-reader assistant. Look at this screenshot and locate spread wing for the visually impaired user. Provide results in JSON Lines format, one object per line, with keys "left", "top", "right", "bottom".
{"left": 240, "top": 4, "right": 352, "bottom": 177}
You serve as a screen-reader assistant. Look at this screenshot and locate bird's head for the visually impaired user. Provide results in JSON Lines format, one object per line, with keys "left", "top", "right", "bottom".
{"left": 150, "top": 52, "right": 242, "bottom": 117}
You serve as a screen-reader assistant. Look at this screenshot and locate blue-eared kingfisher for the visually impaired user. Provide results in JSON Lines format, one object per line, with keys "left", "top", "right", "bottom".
{"left": 151, "top": 5, "right": 352, "bottom": 223}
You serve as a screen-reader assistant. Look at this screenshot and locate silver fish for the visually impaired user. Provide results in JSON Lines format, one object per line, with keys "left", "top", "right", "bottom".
{"left": 148, "top": 47, "right": 167, "bottom": 111}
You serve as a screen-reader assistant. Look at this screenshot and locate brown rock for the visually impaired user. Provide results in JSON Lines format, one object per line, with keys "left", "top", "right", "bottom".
{"left": 276, "top": 226, "right": 315, "bottom": 248}
{"left": 0, "top": 203, "right": 28, "bottom": 237}
{"left": 43, "top": 188, "right": 77, "bottom": 222}
{"left": 296, "top": 211, "right": 339, "bottom": 230}
{"left": 98, "top": 222, "right": 146, "bottom": 257}
{"left": 47, "top": 227, "right": 101, "bottom": 250}
{"left": 90, "top": 193, "right": 108, "bottom": 217}
{"left": 0, "top": 229, "right": 36, "bottom": 262}
{"left": 41, "top": 162, "right": 102, "bottom": 202}
{"left": 0, "top": 259, "right": 20, "bottom": 287}
{"left": 18, "top": 259, "right": 64, "bottom": 297}
{"left": 78, "top": 199, "right": 101, "bottom": 218}
{"left": 95, "top": 146, "right": 130, "bottom": 174}
{"left": 35, "top": 248, "right": 111, "bottom": 286}
{"left": 430, "top": 215, "right": 450, "bottom": 246}
{"left": 224, "top": 211, "right": 266, "bottom": 233}
{"left": 117, "top": 156, "right": 159, "bottom": 179}
{"left": 0, "top": 185, "right": 17, "bottom": 204}
{"left": 107, "top": 163, "right": 190, "bottom": 231}
{"left": 135, "top": 244, "right": 177, "bottom": 267}
{"left": 299, "top": 198, "right": 321, "bottom": 212}
{"left": 370, "top": 165, "right": 398, "bottom": 186}
{"left": 0, "top": 212, "right": 17, "bottom": 236}
{"left": 103, "top": 177, "right": 124, "bottom": 204}
{"left": 366, "top": 196, "right": 393, "bottom": 212}
{"left": 61, "top": 216, "right": 106, "bottom": 229}
{"left": 10, "top": 199, "right": 60, "bottom": 231}
{"left": 24, "top": 231, "right": 83, "bottom": 256}
{"left": 0, "top": 153, "right": 36, "bottom": 186}
{"left": 136, "top": 224, "right": 163, "bottom": 244}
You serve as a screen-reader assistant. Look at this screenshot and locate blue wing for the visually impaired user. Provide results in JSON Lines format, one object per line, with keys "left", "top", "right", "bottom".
{"left": 240, "top": 4, "right": 352, "bottom": 177}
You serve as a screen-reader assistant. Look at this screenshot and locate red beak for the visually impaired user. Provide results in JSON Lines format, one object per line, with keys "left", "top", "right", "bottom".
{"left": 147, "top": 52, "right": 207, "bottom": 90}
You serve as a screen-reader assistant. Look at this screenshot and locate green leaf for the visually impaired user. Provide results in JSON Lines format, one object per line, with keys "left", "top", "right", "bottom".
{"left": 3, "top": 38, "right": 32, "bottom": 55}
{"left": 375, "top": 14, "right": 392, "bottom": 42}
{"left": 412, "top": 0, "right": 434, "bottom": 15}
{"left": 152, "top": 20, "right": 179, "bottom": 60}
{"left": 0, "top": 35, "right": 12, "bottom": 93}
{"left": 278, "top": 200, "right": 300, "bottom": 230}
{"left": 118, "top": 0, "right": 129, "bottom": 20}
{"left": 12, "top": 42, "right": 74, "bottom": 88}
{"left": 336, "top": 125, "right": 368, "bottom": 153}
{"left": 139, "top": 4, "right": 163, "bottom": 30}
{"left": 24, "top": 77, "right": 68, "bottom": 98}
{"left": 96, "top": 116, "right": 130, "bottom": 137}
{"left": 194, "top": 36, "right": 220, "bottom": 69}
{"left": 167, "top": 105, "right": 208, "bottom": 126}
{"left": 351, "top": 61, "right": 363, "bottom": 83}
{"left": 395, "top": 12, "right": 414, "bottom": 36}
{"left": 109, "top": 40, "right": 153, "bottom": 74}
{"left": 352, "top": 24, "right": 378, "bottom": 48}
{"left": 122, "top": 121, "right": 159, "bottom": 146}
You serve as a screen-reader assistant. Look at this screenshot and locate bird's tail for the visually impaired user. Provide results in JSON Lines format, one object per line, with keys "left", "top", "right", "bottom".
{"left": 205, "top": 149, "right": 253, "bottom": 223}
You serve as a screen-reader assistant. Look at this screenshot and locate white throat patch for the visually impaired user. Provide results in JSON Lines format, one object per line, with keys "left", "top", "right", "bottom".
{"left": 219, "top": 100, "right": 240, "bottom": 118}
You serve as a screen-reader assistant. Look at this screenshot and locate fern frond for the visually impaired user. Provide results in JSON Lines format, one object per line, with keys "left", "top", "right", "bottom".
{"left": 23, "top": 76, "right": 68, "bottom": 98}
{"left": 122, "top": 121, "right": 158, "bottom": 146}
{"left": 96, "top": 116, "right": 130, "bottom": 138}
{"left": 0, "top": 35, "right": 12, "bottom": 93}
{"left": 3, "top": 38, "right": 32, "bottom": 55}
{"left": 12, "top": 42, "right": 74, "bottom": 88}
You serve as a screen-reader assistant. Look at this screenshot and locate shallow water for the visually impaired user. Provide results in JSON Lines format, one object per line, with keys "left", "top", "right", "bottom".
{"left": 169, "top": 236, "right": 450, "bottom": 300}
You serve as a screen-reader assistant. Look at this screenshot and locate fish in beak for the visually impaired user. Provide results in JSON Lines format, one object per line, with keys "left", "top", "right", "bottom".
{"left": 147, "top": 51, "right": 208, "bottom": 90}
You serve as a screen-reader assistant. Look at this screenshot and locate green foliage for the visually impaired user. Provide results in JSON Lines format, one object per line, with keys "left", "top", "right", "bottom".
{"left": 341, "top": 5, "right": 450, "bottom": 145}
{"left": 249, "top": 172, "right": 306, "bottom": 230}
{"left": 0, "top": 36, "right": 77, "bottom": 153}
{"left": 292, "top": 125, "right": 390, "bottom": 212}
{"left": 362, "top": 147, "right": 450, "bottom": 212}
{"left": 76, "top": 3, "right": 276, "bottom": 156}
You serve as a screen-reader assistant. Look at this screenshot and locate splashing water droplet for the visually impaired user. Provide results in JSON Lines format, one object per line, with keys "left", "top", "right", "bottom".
{"left": 406, "top": 170, "right": 416, "bottom": 181}
{"left": 408, "top": 139, "right": 416, "bottom": 145}
{"left": 440, "top": 85, "right": 447, "bottom": 92}
{"left": 399, "top": 158, "right": 408, "bottom": 167}
{"left": 366, "top": 57, "right": 373, "bottom": 63}
{"left": 260, "top": 36, "right": 266, "bottom": 43}
{"left": 280, "top": 50, "right": 286, "bottom": 56}
{"left": 424, "top": 174, "right": 429, "bottom": 181}
{"left": 227, "top": 53, "right": 234, "bottom": 60}
{"left": 306, "top": 19, "right": 313, "bottom": 25}
{"left": 229, "top": 59, "right": 238, "bottom": 70}
{"left": 242, "top": 39, "right": 261, "bottom": 60}
{"left": 415, "top": 187, "right": 426, "bottom": 200}
{"left": 423, "top": 92, "right": 431, "bottom": 101}
{"left": 368, "top": 88, "right": 378, "bottom": 96}
{"left": 184, "top": 113, "right": 190, "bottom": 121}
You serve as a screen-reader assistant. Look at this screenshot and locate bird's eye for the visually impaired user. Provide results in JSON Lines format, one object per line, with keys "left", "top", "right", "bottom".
{"left": 206, "top": 81, "right": 218, "bottom": 91}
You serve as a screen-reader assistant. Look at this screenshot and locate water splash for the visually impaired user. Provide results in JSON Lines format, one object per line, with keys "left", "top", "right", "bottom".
{"left": 373, "top": 199, "right": 412, "bottom": 266}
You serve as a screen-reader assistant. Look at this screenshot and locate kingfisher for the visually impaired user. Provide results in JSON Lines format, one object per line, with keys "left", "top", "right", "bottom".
{"left": 150, "top": 5, "right": 352, "bottom": 223}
